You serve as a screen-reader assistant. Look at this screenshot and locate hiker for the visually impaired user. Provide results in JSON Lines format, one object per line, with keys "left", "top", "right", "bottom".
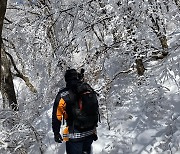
{"left": 52, "top": 69, "right": 99, "bottom": 154}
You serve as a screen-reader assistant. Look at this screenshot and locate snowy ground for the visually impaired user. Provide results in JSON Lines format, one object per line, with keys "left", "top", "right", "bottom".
{"left": 30, "top": 87, "right": 180, "bottom": 154}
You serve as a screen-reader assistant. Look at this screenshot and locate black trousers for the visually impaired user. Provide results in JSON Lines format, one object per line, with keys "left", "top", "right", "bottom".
{"left": 66, "top": 136, "right": 94, "bottom": 154}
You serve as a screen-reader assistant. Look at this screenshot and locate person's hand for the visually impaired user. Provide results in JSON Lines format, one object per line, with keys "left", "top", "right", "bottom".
{"left": 54, "top": 133, "right": 63, "bottom": 143}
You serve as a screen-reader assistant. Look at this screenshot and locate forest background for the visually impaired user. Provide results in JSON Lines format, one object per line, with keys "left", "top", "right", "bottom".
{"left": 0, "top": 0, "right": 180, "bottom": 154}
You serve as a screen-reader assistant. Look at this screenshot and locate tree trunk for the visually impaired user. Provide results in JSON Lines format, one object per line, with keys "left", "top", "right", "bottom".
{"left": 1, "top": 46, "right": 18, "bottom": 111}
{"left": 135, "top": 58, "right": 145, "bottom": 76}
{"left": 0, "top": 0, "right": 18, "bottom": 111}
{"left": 0, "top": 0, "right": 7, "bottom": 87}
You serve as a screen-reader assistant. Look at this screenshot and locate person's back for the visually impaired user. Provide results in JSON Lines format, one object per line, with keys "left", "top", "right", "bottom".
{"left": 52, "top": 69, "right": 98, "bottom": 154}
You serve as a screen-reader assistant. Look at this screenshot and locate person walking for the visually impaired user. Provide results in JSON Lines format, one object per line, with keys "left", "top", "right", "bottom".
{"left": 52, "top": 69, "right": 99, "bottom": 154}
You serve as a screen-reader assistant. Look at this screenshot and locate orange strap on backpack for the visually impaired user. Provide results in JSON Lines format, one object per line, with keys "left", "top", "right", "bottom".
{"left": 62, "top": 126, "right": 69, "bottom": 142}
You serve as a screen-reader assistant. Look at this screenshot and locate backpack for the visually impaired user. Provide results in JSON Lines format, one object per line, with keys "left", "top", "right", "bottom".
{"left": 70, "top": 82, "right": 99, "bottom": 130}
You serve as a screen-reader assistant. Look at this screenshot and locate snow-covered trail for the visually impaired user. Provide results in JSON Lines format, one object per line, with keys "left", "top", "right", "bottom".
{"left": 31, "top": 86, "right": 180, "bottom": 154}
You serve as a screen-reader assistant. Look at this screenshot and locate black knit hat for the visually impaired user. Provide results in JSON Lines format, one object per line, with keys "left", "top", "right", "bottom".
{"left": 64, "top": 69, "right": 78, "bottom": 82}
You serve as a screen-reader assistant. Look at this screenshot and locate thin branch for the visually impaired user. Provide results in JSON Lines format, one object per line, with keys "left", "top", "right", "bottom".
{"left": 81, "top": 15, "right": 113, "bottom": 32}
{"left": 91, "top": 25, "right": 103, "bottom": 42}
{"left": 4, "top": 17, "right": 13, "bottom": 24}
{"left": 112, "top": 68, "right": 134, "bottom": 81}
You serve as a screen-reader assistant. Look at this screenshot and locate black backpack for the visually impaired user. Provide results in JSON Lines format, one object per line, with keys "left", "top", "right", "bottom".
{"left": 70, "top": 82, "right": 99, "bottom": 130}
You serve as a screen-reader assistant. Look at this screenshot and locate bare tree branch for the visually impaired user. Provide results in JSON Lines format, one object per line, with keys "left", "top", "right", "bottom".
{"left": 5, "top": 51, "right": 37, "bottom": 93}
